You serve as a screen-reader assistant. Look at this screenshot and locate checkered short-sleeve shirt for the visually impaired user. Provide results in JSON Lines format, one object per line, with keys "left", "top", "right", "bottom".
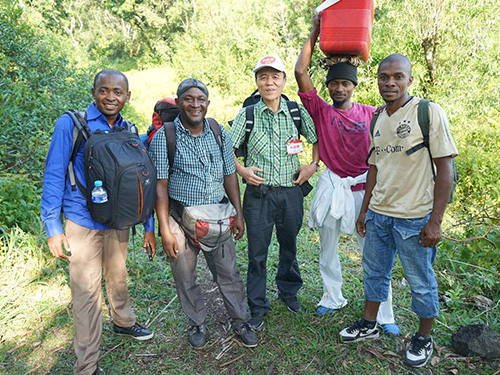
{"left": 229, "top": 98, "right": 317, "bottom": 187}
{"left": 149, "top": 117, "right": 236, "bottom": 207}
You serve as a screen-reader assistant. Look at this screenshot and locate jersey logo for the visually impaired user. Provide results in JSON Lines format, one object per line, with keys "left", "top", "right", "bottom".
{"left": 374, "top": 130, "right": 380, "bottom": 137}
{"left": 396, "top": 120, "right": 412, "bottom": 139}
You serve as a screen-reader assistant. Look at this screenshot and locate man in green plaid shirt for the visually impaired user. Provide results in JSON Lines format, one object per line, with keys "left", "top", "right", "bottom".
{"left": 229, "top": 55, "right": 319, "bottom": 330}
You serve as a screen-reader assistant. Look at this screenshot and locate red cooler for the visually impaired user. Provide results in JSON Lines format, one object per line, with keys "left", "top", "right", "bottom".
{"left": 319, "top": 0, "right": 374, "bottom": 61}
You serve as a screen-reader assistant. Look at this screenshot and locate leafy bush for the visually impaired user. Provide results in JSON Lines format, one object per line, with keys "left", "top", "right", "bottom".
{"left": 0, "top": 1, "right": 92, "bottom": 232}
{"left": 0, "top": 1, "right": 92, "bottom": 183}
{"left": 0, "top": 174, "right": 41, "bottom": 234}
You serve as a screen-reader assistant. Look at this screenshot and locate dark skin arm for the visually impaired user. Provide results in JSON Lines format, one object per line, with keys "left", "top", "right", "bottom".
{"left": 223, "top": 173, "right": 245, "bottom": 240}
{"left": 294, "top": 13, "right": 321, "bottom": 93}
{"left": 142, "top": 231, "right": 157, "bottom": 258}
{"left": 356, "top": 164, "right": 377, "bottom": 238}
{"left": 155, "top": 179, "right": 179, "bottom": 259}
{"left": 420, "top": 156, "right": 453, "bottom": 247}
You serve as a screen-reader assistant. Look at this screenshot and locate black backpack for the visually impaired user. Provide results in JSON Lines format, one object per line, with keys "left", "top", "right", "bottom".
{"left": 65, "top": 111, "right": 157, "bottom": 230}
{"left": 230, "top": 89, "right": 302, "bottom": 165}
{"left": 370, "top": 99, "right": 459, "bottom": 202}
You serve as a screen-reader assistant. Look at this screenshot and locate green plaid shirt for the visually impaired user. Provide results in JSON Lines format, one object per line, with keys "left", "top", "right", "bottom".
{"left": 230, "top": 98, "right": 317, "bottom": 187}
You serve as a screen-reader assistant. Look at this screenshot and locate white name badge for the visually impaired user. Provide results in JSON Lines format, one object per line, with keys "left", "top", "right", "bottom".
{"left": 286, "top": 139, "right": 303, "bottom": 155}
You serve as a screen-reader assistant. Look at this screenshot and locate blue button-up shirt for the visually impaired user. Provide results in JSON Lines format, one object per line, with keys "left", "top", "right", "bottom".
{"left": 41, "top": 103, "right": 154, "bottom": 237}
{"left": 148, "top": 116, "right": 236, "bottom": 207}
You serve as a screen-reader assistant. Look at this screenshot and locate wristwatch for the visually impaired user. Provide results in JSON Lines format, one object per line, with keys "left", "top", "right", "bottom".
{"left": 310, "top": 160, "right": 320, "bottom": 172}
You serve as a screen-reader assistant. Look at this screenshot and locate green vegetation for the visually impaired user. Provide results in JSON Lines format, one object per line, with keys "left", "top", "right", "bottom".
{"left": 0, "top": 0, "right": 499, "bottom": 373}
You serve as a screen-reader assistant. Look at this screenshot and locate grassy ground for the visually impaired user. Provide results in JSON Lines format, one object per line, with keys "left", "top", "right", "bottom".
{"left": 1, "top": 175, "right": 499, "bottom": 374}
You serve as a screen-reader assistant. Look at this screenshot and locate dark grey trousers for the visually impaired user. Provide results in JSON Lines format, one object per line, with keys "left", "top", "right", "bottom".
{"left": 243, "top": 184, "right": 304, "bottom": 315}
{"left": 168, "top": 217, "right": 250, "bottom": 329}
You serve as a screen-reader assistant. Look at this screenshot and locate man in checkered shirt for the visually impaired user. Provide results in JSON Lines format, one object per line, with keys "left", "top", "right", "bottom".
{"left": 229, "top": 55, "right": 319, "bottom": 330}
{"left": 149, "top": 78, "right": 258, "bottom": 350}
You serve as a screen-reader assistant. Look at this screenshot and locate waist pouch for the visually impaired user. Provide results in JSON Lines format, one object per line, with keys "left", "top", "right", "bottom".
{"left": 170, "top": 198, "right": 236, "bottom": 252}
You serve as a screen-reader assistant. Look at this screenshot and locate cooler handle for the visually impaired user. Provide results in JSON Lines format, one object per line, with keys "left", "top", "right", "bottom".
{"left": 315, "top": 0, "right": 342, "bottom": 14}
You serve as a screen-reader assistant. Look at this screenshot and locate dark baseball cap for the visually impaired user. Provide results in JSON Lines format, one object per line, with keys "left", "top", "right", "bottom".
{"left": 176, "top": 78, "right": 209, "bottom": 98}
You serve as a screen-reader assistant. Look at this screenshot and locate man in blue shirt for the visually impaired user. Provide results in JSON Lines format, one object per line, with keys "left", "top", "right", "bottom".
{"left": 41, "top": 69, "right": 155, "bottom": 375}
{"left": 149, "top": 78, "right": 258, "bottom": 350}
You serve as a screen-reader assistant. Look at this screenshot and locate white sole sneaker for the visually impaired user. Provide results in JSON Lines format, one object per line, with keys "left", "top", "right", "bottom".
{"left": 339, "top": 319, "right": 381, "bottom": 343}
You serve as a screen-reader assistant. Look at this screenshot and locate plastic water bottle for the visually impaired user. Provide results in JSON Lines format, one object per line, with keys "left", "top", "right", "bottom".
{"left": 91, "top": 180, "right": 108, "bottom": 203}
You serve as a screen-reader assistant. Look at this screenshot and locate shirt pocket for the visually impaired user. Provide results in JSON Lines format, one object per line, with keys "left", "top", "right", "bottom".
{"left": 394, "top": 216, "right": 429, "bottom": 240}
{"left": 248, "top": 131, "right": 268, "bottom": 157}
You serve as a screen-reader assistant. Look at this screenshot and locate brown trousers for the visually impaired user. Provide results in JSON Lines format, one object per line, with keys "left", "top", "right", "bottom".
{"left": 66, "top": 220, "right": 135, "bottom": 375}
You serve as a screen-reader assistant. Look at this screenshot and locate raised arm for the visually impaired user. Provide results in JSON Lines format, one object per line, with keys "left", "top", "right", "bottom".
{"left": 295, "top": 13, "right": 321, "bottom": 93}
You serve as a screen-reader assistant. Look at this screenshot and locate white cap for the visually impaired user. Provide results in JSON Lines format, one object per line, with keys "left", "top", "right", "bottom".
{"left": 253, "top": 55, "right": 286, "bottom": 75}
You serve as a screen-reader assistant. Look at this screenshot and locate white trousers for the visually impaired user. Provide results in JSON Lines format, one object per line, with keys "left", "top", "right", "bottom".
{"left": 317, "top": 190, "right": 396, "bottom": 325}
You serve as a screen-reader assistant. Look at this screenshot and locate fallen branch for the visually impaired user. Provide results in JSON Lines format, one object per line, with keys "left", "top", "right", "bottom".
{"left": 7, "top": 341, "right": 28, "bottom": 354}
{"left": 146, "top": 295, "right": 178, "bottom": 326}
{"left": 442, "top": 234, "right": 497, "bottom": 248}
{"left": 216, "top": 341, "right": 235, "bottom": 360}
{"left": 97, "top": 341, "right": 125, "bottom": 361}
{"left": 24, "top": 365, "right": 42, "bottom": 375}
{"left": 219, "top": 353, "right": 246, "bottom": 367}
{"left": 443, "top": 258, "right": 497, "bottom": 273}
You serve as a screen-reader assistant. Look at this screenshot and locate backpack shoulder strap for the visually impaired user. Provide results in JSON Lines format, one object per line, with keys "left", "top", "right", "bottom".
{"left": 405, "top": 99, "right": 435, "bottom": 179}
{"left": 242, "top": 104, "right": 256, "bottom": 165}
{"left": 369, "top": 105, "right": 386, "bottom": 138}
{"left": 417, "top": 99, "right": 431, "bottom": 144}
{"left": 406, "top": 99, "right": 431, "bottom": 155}
{"left": 245, "top": 104, "right": 255, "bottom": 134}
{"left": 64, "top": 110, "right": 91, "bottom": 193}
{"left": 367, "top": 105, "right": 386, "bottom": 166}
{"left": 123, "top": 120, "right": 138, "bottom": 134}
{"left": 286, "top": 101, "right": 302, "bottom": 135}
{"left": 369, "top": 113, "right": 379, "bottom": 138}
{"left": 207, "top": 118, "right": 222, "bottom": 149}
{"left": 163, "top": 122, "right": 176, "bottom": 176}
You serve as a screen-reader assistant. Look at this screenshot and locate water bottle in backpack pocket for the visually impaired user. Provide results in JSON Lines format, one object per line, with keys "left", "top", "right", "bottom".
{"left": 65, "top": 111, "right": 157, "bottom": 230}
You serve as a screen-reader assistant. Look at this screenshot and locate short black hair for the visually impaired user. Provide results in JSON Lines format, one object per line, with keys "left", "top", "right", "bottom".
{"left": 93, "top": 69, "right": 129, "bottom": 91}
{"left": 378, "top": 54, "right": 412, "bottom": 76}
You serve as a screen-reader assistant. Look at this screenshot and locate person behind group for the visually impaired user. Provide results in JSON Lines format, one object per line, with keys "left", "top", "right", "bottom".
{"left": 149, "top": 78, "right": 258, "bottom": 349}
{"left": 229, "top": 55, "right": 319, "bottom": 330}
{"left": 294, "top": 14, "right": 400, "bottom": 335}
{"left": 338, "top": 54, "right": 457, "bottom": 368}
{"left": 41, "top": 69, "right": 155, "bottom": 375}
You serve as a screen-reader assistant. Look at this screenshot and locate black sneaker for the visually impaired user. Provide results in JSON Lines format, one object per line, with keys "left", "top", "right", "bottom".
{"left": 234, "top": 323, "right": 259, "bottom": 348}
{"left": 113, "top": 322, "right": 153, "bottom": 341}
{"left": 188, "top": 324, "right": 208, "bottom": 349}
{"left": 339, "top": 318, "right": 380, "bottom": 343}
{"left": 281, "top": 296, "right": 303, "bottom": 313}
{"left": 248, "top": 313, "right": 264, "bottom": 331}
{"left": 404, "top": 333, "right": 433, "bottom": 368}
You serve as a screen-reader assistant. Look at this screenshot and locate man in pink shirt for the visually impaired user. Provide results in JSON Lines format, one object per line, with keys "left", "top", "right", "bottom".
{"left": 294, "top": 14, "right": 399, "bottom": 335}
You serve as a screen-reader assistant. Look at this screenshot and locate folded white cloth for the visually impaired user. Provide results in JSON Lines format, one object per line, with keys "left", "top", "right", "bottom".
{"left": 309, "top": 168, "right": 367, "bottom": 234}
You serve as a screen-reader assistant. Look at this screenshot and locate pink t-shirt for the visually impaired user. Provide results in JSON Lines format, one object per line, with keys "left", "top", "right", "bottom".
{"left": 298, "top": 89, "right": 374, "bottom": 191}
